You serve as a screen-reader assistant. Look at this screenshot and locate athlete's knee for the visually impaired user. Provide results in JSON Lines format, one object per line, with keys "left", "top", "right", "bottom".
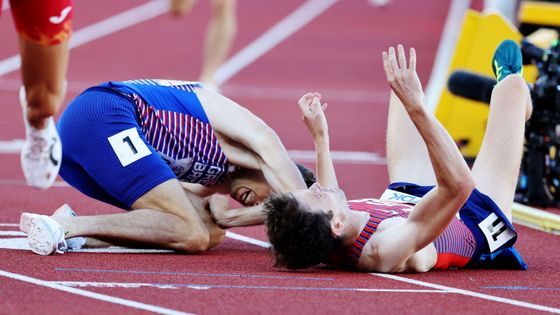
{"left": 491, "top": 74, "right": 532, "bottom": 119}
{"left": 172, "top": 220, "right": 211, "bottom": 253}
{"left": 494, "top": 74, "right": 530, "bottom": 98}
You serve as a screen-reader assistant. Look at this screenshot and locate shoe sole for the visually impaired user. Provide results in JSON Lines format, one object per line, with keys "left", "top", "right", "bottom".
{"left": 28, "top": 216, "right": 60, "bottom": 256}
{"left": 19, "top": 212, "right": 35, "bottom": 234}
{"left": 20, "top": 204, "right": 75, "bottom": 234}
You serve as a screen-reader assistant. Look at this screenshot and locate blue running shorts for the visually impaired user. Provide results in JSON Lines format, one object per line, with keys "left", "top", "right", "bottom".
{"left": 388, "top": 182, "right": 528, "bottom": 270}
{"left": 57, "top": 87, "right": 176, "bottom": 209}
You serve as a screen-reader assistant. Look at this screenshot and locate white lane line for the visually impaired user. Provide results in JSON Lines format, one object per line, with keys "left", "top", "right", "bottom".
{"left": 0, "top": 231, "right": 24, "bottom": 236}
{"left": 226, "top": 231, "right": 271, "bottom": 248}
{"left": 0, "top": 79, "right": 389, "bottom": 104}
{"left": 1, "top": 0, "right": 9, "bottom": 12}
{"left": 356, "top": 288, "right": 446, "bottom": 293}
{"left": 224, "top": 232, "right": 560, "bottom": 313}
{"left": 0, "top": 237, "right": 175, "bottom": 253}
{"left": 3, "top": 226, "right": 557, "bottom": 312}
{"left": 0, "top": 78, "right": 390, "bottom": 104}
{"left": 372, "top": 273, "right": 560, "bottom": 314}
{"left": 55, "top": 281, "right": 182, "bottom": 289}
{"left": 289, "top": 150, "right": 386, "bottom": 165}
{"left": 68, "top": 0, "right": 167, "bottom": 49}
{"left": 0, "top": 140, "right": 387, "bottom": 165}
{"left": 215, "top": 0, "right": 339, "bottom": 85}
{"left": 0, "top": 139, "right": 24, "bottom": 153}
{"left": 0, "top": 269, "right": 194, "bottom": 315}
{"left": 0, "top": 223, "right": 18, "bottom": 227}
{"left": 221, "top": 85, "right": 389, "bottom": 103}
{"left": 52, "top": 281, "right": 447, "bottom": 293}
{"left": 0, "top": 237, "right": 28, "bottom": 250}
{"left": 0, "top": 0, "right": 168, "bottom": 76}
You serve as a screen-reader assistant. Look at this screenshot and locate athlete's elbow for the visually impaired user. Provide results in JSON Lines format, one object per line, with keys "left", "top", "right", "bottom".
{"left": 445, "top": 173, "right": 475, "bottom": 201}
{"left": 457, "top": 172, "right": 475, "bottom": 197}
{"left": 461, "top": 177, "right": 476, "bottom": 197}
{"left": 438, "top": 166, "right": 474, "bottom": 195}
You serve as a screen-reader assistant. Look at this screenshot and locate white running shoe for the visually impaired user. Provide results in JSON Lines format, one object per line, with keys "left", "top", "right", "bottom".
{"left": 19, "top": 87, "right": 62, "bottom": 189}
{"left": 27, "top": 215, "right": 67, "bottom": 255}
{"left": 20, "top": 204, "right": 85, "bottom": 251}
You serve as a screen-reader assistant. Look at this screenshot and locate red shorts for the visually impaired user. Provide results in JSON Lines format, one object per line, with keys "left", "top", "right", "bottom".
{"left": 3, "top": 0, "right": 73, "bottom": 45}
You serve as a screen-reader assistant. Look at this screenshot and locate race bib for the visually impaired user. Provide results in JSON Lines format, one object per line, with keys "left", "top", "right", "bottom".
{"left": 108, "top": 128, "right": 151, "bottom": 167}
{"left": 478, "top": 212, "right": 516, "bottom": 252}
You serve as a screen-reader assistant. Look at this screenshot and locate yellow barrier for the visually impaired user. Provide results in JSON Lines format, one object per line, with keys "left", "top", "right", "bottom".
{"left": 519, "top": 1, "right": 560, "bottom": 27}
{"left": 437, "top": 7, "right": 560, "bottom": 233}
{"left": 435, "top": 10, "right": 535, "bottom": 158}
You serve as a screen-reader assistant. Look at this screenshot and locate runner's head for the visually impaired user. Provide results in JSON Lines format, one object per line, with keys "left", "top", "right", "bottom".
{"left": 229, "top": 163, "right": 316, "bottom": 206}
{"left": 264, "top": 183, "right": 348, "bottom": 269}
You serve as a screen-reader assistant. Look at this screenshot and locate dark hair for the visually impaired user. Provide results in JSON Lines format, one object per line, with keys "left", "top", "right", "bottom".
{"left": 295, "top": 163, "right": 316, "bottom": 188}
{"left": 264, "top": 194, "right": 342, "bottom": 269}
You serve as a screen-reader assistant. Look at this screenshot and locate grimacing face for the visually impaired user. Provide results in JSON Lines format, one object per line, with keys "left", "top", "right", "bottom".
{"left": 229, "top": 169, "right": 272, "bottom": 206}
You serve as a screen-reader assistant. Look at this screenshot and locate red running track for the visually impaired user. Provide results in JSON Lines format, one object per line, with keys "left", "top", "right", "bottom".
{"left": 1, "top": 0, "right": 559, "bottom": 314}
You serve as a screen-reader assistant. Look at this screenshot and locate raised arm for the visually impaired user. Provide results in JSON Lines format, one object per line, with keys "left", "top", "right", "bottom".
{"left": 374, "top": 45, "right": 476, "bottom": 271}
{"left": 200, "top": 90, "right": 307, "bottom": 193}
{"left": 297, "top": 93, "right": 338, "bottom": 188}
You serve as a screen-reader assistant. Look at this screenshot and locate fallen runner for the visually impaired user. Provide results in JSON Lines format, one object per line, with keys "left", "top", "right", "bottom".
{"left": 20, "top": 79, "right": 313, "bottom": 255}
{"left": 222, "top": 41, "right": 530, "bottom": 272}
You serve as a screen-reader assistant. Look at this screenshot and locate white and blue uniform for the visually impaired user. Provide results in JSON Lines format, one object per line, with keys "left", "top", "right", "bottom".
{"left": 385, "top": 182, "right": 527, "bottom": 270}
{"left": 57, "top": 79, "right": 233, "bottom": 209}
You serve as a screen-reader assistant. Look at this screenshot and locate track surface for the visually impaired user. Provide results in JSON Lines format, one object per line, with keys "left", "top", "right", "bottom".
{"left": 1, "top": 1, "right": 559, "bottom": 314}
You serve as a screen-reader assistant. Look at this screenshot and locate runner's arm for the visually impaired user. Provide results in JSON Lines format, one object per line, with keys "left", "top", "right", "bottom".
{"left": 297, "top": 93, "right": 338, "bottom": 188}
{"left": 209, "top": 202, "right": 266, "bottom": 228}
{"left": 373, "top": 45, "right": 475, "bottom": 272}
{"left": 204, "top": 97, "right": 306, "bottom": 193}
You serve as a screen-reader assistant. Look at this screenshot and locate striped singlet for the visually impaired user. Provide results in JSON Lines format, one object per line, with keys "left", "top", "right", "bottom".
{"left": 347, "top": 198, "right": 477, "bottom": 269}
{"left": 104, "top": 79, "right": 232, "bottom": 186}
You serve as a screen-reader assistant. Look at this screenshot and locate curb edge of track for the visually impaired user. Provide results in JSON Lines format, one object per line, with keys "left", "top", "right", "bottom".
{"left": 512, "top": 202, "right": 560, "bottom": 235}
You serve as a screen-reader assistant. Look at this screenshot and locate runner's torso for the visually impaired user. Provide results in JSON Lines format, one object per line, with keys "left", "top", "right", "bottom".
{"left": 345, "top": 198, "right": 476, "bottom": 270}
{"left": 100, "top": 79, "right": 233, "bottom": 186}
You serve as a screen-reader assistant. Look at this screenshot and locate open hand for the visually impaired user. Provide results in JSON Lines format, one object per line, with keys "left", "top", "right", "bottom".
{"left": 382, "top": 45, "right": 425, "bottom": 112}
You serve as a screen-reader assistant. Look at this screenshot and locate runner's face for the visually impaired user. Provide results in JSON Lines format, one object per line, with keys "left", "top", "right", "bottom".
{"left": 229, "top": 170, "right": 272, "bottom": 206}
